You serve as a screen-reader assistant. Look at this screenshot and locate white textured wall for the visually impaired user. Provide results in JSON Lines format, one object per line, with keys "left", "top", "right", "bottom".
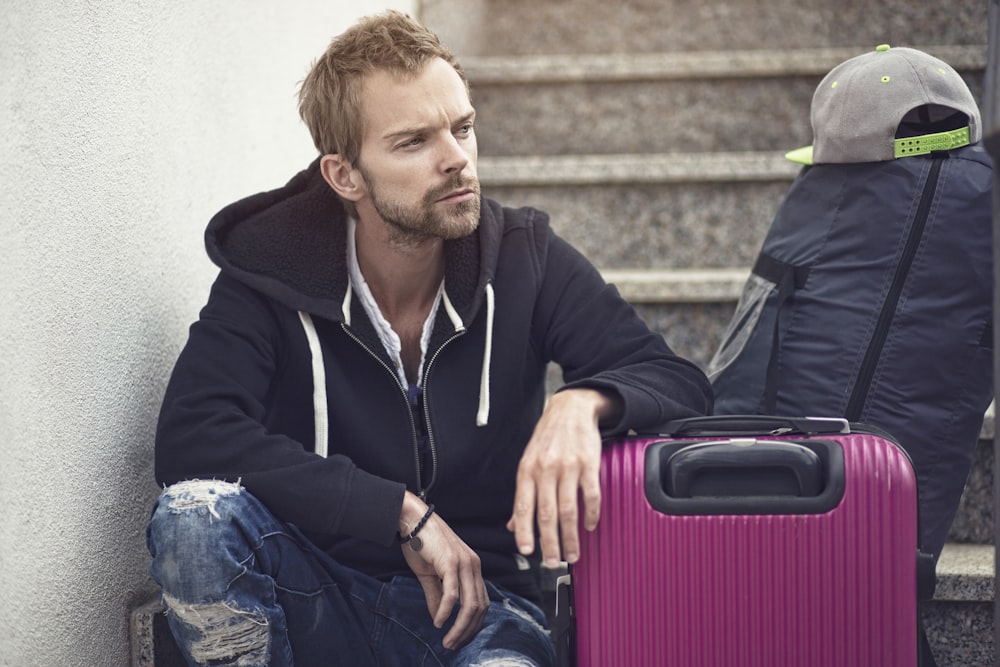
{"left": 0, "top": 2, "right": 413, "bottom": 665}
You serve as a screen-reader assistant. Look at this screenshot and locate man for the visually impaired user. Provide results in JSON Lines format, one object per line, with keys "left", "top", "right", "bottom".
{"left": 148, "top": 10, "right": 712, "bottom": 667}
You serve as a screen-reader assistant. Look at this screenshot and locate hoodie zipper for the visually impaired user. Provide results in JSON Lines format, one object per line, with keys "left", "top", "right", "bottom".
{"left": 417, "top": 330, "right": 465, "bottom": 498}
{"left": 342, "top": 322, "right": 465, "bottom": 500}
{"left": 844, "top": 156, "right": 944, "bottom": 420}
{"left": 341, "top": 323, "right": 431, "bottom": 498}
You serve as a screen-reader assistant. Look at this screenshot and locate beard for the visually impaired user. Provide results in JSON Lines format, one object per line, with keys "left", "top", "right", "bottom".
{"left": 360, "top": 166, "right": 481, "bottom": 246}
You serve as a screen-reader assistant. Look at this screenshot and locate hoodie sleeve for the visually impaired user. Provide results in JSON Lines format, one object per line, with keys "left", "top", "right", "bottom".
{"left": 531, "top": 226, "right": 713, "bottom": 433}
{"left": 154, "top": 273, "right": 405, "bottom": 546}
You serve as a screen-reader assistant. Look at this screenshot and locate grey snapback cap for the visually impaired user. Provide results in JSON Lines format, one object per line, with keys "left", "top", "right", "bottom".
{"left": 786, "top": 44, "right": 981, "bottom": 165}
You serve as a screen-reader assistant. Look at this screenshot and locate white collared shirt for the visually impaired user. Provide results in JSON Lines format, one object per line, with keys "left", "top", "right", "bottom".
{"left": 345, "top": 217, "right": 443, "bottom": 387}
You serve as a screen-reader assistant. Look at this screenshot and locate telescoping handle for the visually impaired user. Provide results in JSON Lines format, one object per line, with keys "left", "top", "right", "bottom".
{"left": 660, "top": 414, "right": 850, "bottom": 437}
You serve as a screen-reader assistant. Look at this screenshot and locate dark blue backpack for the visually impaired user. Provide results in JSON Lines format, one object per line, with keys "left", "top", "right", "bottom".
{"left": 707, "top": 143, "right": 994, "bottom": 561}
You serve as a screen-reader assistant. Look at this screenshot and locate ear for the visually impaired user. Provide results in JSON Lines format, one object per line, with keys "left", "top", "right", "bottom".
{"left": 319, "top": 154, "right": 365, "bottom": 203}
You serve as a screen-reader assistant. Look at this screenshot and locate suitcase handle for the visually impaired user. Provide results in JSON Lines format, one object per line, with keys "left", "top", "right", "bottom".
{"left": 644, "top": 437, "right": 846, "bottom": 515}
{"left": 664, "top": 440, "right": 825, "bottom": 498}
{"left": 661, "top": 414, "right": 850, "bottom": 437}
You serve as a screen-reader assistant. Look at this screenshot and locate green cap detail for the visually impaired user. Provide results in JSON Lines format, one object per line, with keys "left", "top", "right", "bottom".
{"left": 784, "top": 145, "right": 814, "bottom": 165}
{"left": 876, "top": 44, "right": 891, "bottom": 52}
{"left": 894, "top": 126, "right": 971, "bottom": 158}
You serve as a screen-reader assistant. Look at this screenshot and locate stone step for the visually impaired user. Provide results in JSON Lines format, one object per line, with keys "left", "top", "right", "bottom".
{"left": 601, "top": 267, "right": 749, "bottom": 303}
{"left": 590, "top": 267, "right": 749, "bottom": 369}
{"left": 949, "top": 417, "right": 995, "bottom": 546}
{"left": 420, "top": 0, "right": 988, "bottom": 57}
{"left": 481, "top": 152, "right": 797, "bottom": 270}
{"left": 925, "top": 543, "right": 995, "bottom": 665}
{"left": 465, "top": 47, "right": 986, "bottom": 157}
{"left": 481, "top": 151, "right": 802, "bottom": 185}
{"left": 461, "top": 47, "right": 988, "bottom": 84}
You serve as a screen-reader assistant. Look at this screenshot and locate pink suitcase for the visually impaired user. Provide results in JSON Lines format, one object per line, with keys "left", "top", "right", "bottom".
{"left": 569, "top": 416, "right": 922, "bottom": 667}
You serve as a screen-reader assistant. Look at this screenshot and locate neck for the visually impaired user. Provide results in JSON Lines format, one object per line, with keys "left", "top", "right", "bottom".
{"left": 354, "top": 217, "right": 445, "bottom": 320}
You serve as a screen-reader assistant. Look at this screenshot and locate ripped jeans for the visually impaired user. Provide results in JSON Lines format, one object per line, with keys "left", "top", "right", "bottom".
{"left": 146, "top": 480, "right": 555, "bottom": 667}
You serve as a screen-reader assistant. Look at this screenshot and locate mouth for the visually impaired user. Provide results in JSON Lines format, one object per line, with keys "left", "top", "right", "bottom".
{"left": 435, "top": 187, "right": 477, "bottom": 204}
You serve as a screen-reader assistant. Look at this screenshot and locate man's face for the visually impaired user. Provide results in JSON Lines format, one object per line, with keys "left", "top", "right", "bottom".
{"left": 354, "top": 58, "right": 480, "bottom": 244}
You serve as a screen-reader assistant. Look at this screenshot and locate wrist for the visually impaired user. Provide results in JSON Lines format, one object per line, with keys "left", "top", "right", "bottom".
{"left": 399, "top": 491, "right": 428, "bottom": 534}
{"left": 553, "top": 387, "right": 623, "bottom": 424}
{"left": 398, "top": 498, "right": 434, "bottom": 551}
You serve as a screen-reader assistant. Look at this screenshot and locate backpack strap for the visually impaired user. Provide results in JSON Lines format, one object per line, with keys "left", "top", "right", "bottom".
{"left": 751, "top": 253, "right": 811, "bottom": 414}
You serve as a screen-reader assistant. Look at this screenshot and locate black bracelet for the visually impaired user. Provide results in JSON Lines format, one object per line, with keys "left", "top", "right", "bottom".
{"left": 399, "top": 504, "right": 435, "bottom": 551}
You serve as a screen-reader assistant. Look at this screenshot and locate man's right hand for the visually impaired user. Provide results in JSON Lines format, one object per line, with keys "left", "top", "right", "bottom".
{"left": 398, "top": 491, "right": 488, "bottom": 651}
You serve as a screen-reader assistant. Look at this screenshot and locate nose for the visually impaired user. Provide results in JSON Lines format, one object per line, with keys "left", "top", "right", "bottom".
{"left": 440, "top": 133, "right": 472, "bottom": 175}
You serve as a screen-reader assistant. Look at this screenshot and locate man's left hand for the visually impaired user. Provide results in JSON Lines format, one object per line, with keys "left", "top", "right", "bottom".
{"left": 506, "top": 388, "right": 622, "bottom": 568}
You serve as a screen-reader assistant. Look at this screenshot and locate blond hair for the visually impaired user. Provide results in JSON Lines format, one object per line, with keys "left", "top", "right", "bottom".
{"left": 298, "top": 10, "right": 468, "bottom": 164}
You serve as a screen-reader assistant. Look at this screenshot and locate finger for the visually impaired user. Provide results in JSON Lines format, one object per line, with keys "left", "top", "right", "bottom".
{"left": 508, "top": 474, "right": 537, "bottom": 558}
{"left": 416, "top": 573, "right": 443, "bottom": 620}
{"left": 535, "top": 472, "right": 562, "bottom": 568}
{"left": 442, "top": 560, "right": 487, "bottom": 649}
{"left": 556, "top": 469, "right": 582, "bottom": 564}
{"left": 434, "top": 568, "right": 460, "bottom": 631}
{"left": 580, "top": 459, "right": 602, "bottom": 532}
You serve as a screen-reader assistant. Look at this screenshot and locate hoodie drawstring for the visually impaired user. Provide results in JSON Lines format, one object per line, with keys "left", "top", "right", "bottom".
{"left": 341, "top": 274, "right": 353, "bottom": 325}
{"left": 475, "top": 283, "right": 495, "bottom": 427}
{"left": 297, "top": 311, "right": 329, "bottom": 457}
{"left": 299, "top": 278, "right": 494, "bottom": 459}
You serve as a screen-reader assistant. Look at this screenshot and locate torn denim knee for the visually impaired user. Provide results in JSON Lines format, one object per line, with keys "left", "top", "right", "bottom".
{"left": 162, "top": 479, "right": 243, "bottom": 520}
{"left": 469, "top": 654, "right": 540, "bottom": 667}
{"left": 162, "top": 592, "right": 270, "bottom": 667}
{"left": 501, "top": 597, "right": 549, "bottom": 637}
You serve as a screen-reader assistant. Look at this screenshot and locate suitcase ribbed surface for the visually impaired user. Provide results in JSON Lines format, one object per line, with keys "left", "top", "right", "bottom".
{"left": 574, "top": 433, "right": 918, "bottom": 666}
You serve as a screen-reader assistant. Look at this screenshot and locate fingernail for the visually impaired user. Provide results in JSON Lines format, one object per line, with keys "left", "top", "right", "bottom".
{"left": 545, "top": 557, "right": 560, "bottom": 568}
{"left": 519, "top": 544, "right": 532, "bottom": 555}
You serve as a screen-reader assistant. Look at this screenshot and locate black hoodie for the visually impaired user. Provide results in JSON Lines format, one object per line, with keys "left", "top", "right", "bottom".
{"left": 155, "top": 160, "right": 712, "bottom": 600}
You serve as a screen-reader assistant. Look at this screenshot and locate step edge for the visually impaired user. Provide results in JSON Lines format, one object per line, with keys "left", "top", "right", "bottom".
{"left": 480, "top": 151, "right": 802, "bottom": 186}
{"left": 600, "top": 266, "right": 750, "bottom": 302}
{"left": 130, "top": 595, "right": 161, "bottom": 667}
{"left": 462, "top": 45, "right": 987, "bottom": 84}
{"left": 934, "top": 543, "right": 995, "bottom": 602}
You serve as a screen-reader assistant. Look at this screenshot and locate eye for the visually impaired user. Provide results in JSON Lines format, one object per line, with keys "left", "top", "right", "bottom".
{"left": 398, "top": 136, "right": 424, "bottom": 149}
{"left": 455, "top": 122, "right": 474, "bottom": 137}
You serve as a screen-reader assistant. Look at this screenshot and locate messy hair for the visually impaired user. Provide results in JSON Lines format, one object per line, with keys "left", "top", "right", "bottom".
{"left": 298, "top": 10, "right": 468, "bottom": 164}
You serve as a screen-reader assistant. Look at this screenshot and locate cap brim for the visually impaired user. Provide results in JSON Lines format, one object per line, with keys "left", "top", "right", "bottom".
{"left": 784, "top": 145, "right": 814, "bottom": 165}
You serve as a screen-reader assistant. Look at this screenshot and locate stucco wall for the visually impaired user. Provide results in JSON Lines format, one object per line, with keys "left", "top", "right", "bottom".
{"left": 0, "top": 2, "right": 412, "bottom": 665}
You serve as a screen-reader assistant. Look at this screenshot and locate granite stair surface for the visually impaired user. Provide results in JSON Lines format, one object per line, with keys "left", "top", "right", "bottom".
{"left": 131, "top": 1, "right": 994, "bottom": 664}
{"left": 420, "top": 0, "right": 989, "bottom": 370}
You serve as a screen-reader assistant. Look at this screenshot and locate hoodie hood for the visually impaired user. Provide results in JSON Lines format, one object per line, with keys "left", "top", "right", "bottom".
{"left": 205, "top": 158, "right": 502, "bottom": 327}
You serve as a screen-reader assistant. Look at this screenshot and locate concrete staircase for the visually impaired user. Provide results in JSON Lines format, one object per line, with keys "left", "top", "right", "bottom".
{"left": 420, "top": 0, "right": 995, "bottom": 664}
{"left": 422, "top": 1, "right": 989, "bottom": 371}
{"left": 129, "top": 2, "right": 995, "bottom": 664}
